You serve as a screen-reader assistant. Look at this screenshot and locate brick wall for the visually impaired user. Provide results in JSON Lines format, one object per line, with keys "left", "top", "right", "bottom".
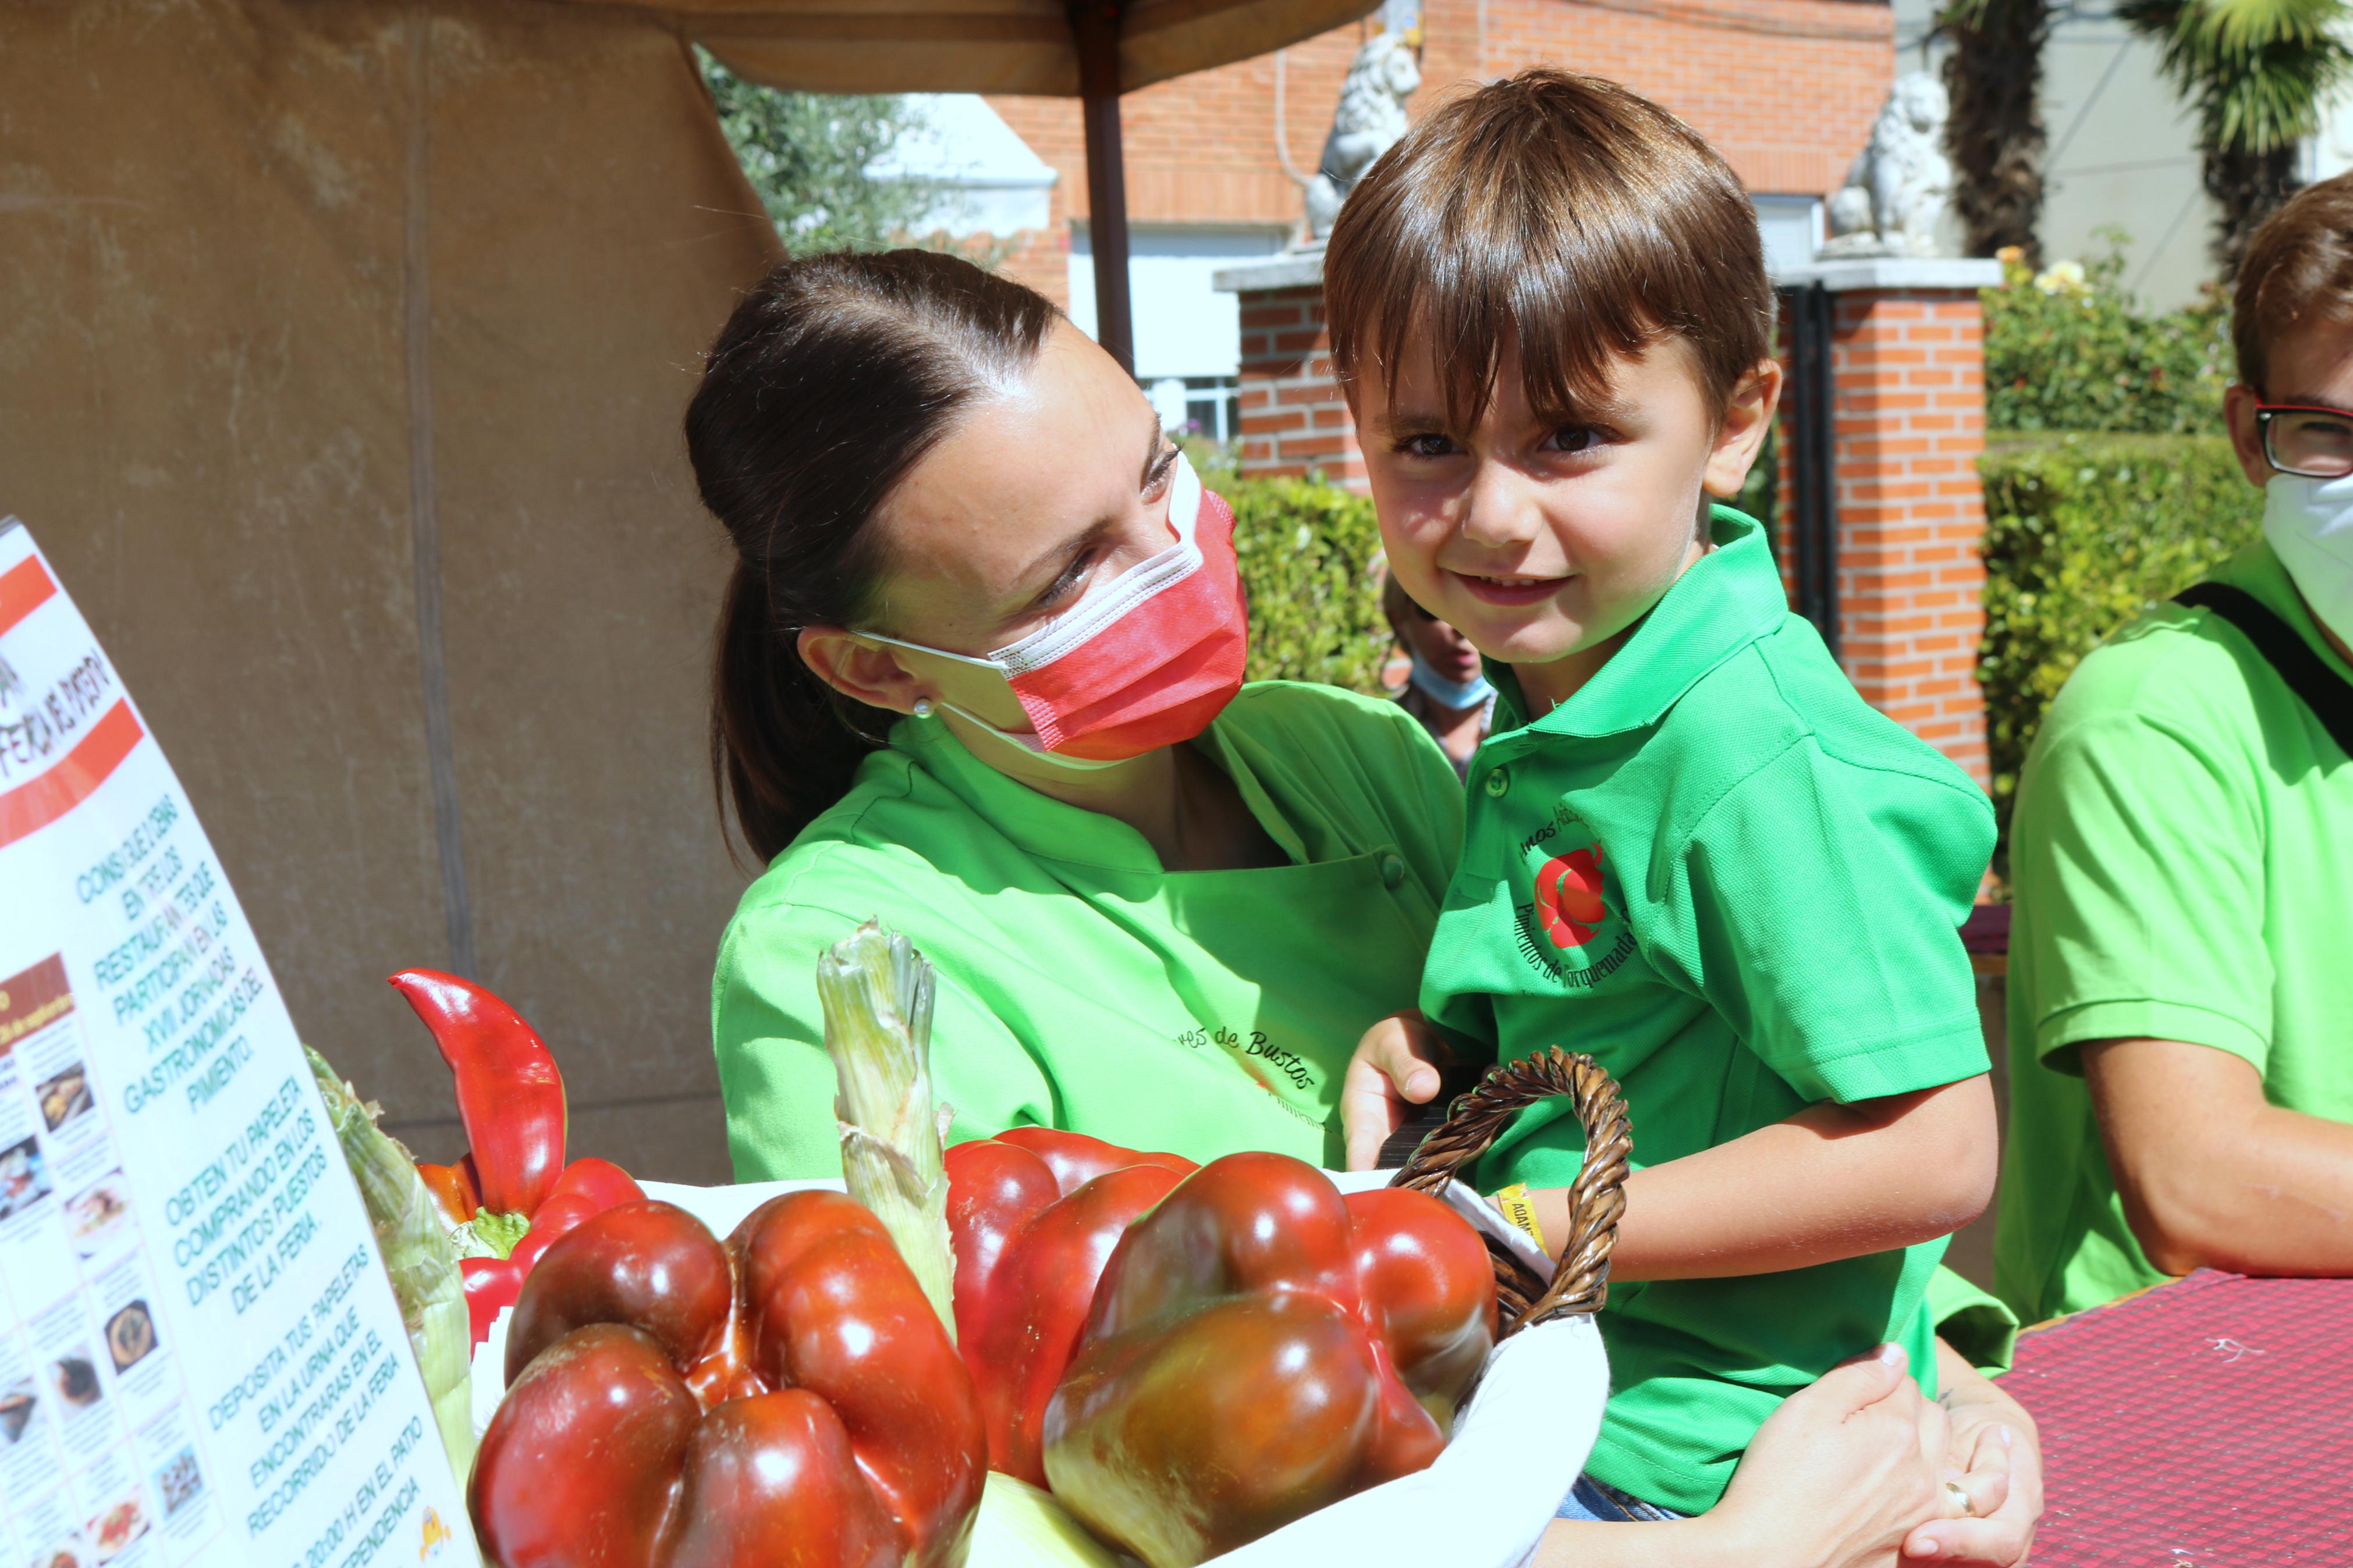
{"left": 984, "top": 0, "right": 1895, "bottom": 303}
{"left": 1460, "top": 0, "right": 1894, "bottom": 198}
{"left": 1236, "top": 285, "right": 1367, "bottom": 485}
{"left": 1826, "top": 291, "right": 1990, "bottom": 784}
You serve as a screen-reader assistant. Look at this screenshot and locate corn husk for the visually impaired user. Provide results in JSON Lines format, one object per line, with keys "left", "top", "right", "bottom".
{"left": 815, "top": 919, "right": 958, "bottom": 1338}
{"left": 306, "top": 1046, "right": 476, "bottom": 1486}
{"left": 969, "top": 1473, "right": 1124, "bottom": 1568}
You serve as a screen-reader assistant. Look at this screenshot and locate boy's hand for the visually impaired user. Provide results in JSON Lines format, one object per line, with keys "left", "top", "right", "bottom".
{"left": 1341, "top": 1011, "right": 1452, "bottom": 1170}
{"left": 1903, "top": 1342, "right": 2042, "bottom": 1565}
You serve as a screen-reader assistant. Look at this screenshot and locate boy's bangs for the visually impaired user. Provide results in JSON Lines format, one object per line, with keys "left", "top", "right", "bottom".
{"left": 1325, "top": 70, "right": 1772, "bottom": 432}
{"left": 1368, "top": 193, "right": 1662, "bottom": 433}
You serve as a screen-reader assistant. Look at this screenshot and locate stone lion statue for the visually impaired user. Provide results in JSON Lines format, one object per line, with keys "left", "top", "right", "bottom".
{"left": 1821, "top": 73, "right": 1953, "bottom": 258}
{"left": 1304, "top": 32, "right": 1422, "bottom": 240}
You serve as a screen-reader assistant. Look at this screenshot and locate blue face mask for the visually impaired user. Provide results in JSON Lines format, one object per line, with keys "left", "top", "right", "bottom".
{"left": 1406, "top": 648, "right": 1494, "bottom": 710}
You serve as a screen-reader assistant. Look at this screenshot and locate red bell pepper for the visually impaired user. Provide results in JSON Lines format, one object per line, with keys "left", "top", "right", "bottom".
{"left": 474, "top": 1194, "right": 985, "bottom": 1568}
{"left": 1039, "top": 1151, "right": 1497, "bottom": 1568}
{"left": 944, "top": 1129, "right": 1197, "bottom": 1485}
{"left": 460, "top": 1256, "right": 524, "bottom": 1346}
{"left": 393, "top": 970, "right": 647, "bottom": 1343}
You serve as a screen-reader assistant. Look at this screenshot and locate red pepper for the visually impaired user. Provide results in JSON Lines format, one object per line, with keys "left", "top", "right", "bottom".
{"left": 1039, "top": 1151, "right": 1497, "bottom": 1568}
{"left": 460, "top": 1256, "right": 525, "bottom": 1346}
{"left": 395, "top": 970, "right": 648, "bottom": 1343}
{"left": 417, "top": 1158, "right": 481, "bottom": 1229}
{"left": 391, "top": 968, "right": 567, "bottom": 1218}
{"left": 944, "top": 1129, "right": 1195, "bottom": 1485}
{"left": 474, "top": 1195, "right": 985, "bottom": 1568}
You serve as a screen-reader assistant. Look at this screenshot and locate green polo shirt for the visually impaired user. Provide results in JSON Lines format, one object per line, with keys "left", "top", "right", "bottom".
{"left": 1996, "top": 540, "right": 2353, "bottom": 1323}
{"left": 1421, "top": 507, "right": 1995, "bottom": 1516}
{"left": 715, "top": 681, "right": 1463, "bottom": 1179}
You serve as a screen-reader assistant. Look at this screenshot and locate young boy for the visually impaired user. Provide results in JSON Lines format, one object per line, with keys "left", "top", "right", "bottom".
{"left": 1995, "top": 177, "right": 2353, "bottom": 1322}
{"left": 1328, "top": 72, "right": 2000, "bottom": 1520}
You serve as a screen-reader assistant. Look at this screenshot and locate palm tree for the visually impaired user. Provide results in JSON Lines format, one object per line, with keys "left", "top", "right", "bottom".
{"left": 2118, "top": 0, "right": 2353, "bottom": 276}
{"left": 1940, "top": 0, "right": 2056, "bottom": 266}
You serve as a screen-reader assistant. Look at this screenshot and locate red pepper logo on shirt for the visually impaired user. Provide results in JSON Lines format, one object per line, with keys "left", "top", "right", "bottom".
{"left": 1533, "top": 845, "right": 1609, "bottom": 949}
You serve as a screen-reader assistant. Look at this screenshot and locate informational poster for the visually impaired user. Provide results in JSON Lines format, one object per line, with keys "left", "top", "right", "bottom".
{"left": 0, "top": 520, "right": 477, "bottom": 1568}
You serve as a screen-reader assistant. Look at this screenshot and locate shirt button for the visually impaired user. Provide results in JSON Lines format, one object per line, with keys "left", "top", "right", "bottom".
{"left": 1484, "top": 767, "right": 1510, "bottom": 798}
{"left": 1379, "top": 853, "right": 1406, "bottom": 889}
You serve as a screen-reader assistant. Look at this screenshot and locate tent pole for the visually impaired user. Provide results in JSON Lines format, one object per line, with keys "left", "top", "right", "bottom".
{"left": 1071, "top": 0, "right": 1135, "bottom": 374}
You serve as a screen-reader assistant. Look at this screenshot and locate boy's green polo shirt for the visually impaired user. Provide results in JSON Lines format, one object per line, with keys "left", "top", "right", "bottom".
{"left": 715, "top": 681, "right": 1463, "bottom": 1179}
{"left": 1421, "top": 508, "right": 1996, "bottom": 1516}
{"left": 1996, "top": 541, "right": 2353, "bottom": 1323}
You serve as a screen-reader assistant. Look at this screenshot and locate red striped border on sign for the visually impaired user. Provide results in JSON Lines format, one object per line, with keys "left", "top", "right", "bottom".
{"left": 0, "top": 700, "right": 145, "bottom": 848}
{"left": 0, "top": 555, "right": 56, "bottom": 638}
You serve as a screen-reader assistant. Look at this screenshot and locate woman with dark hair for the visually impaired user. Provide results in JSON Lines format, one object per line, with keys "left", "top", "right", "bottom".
{"left": 686, "top": 249, "right": 2038, "bottom": 1567}
{"left": 691, "top": 247, "right": 1458, "bottom": 1182}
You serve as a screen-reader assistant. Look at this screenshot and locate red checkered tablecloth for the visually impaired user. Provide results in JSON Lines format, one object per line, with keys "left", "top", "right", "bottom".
{"left": 2004, "top": 1270, "right": 2353, "bottom": 1565}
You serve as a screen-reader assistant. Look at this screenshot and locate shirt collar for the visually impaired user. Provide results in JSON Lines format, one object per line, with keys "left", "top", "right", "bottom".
{"left": 882, "top": 702, "right": 1305, "bottom": 873}
{"left": 1488, "top": 507, "right": 1790, "bottom": 740}
{"left": 2223, "top": 538, "right": 2353, "bottom": 685}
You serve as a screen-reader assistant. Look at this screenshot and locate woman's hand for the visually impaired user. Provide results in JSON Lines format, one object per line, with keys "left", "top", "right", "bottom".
{"left": 1340, "top": 1011, "right": 1452, "bottom": 1170}
{"left": 1702, "top": 1345, "right": 1962, "bottom": 1568}
{"left": 1904, "top": 1341, "right": 2042, "bottom": 1565}
{"left": 1529, "top": 1346, "right": 1973, "bottom": 1568}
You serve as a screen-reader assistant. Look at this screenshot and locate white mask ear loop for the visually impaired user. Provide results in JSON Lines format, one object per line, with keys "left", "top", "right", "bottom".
{"left": 931, "top": 696, "right": 1134, "bottom": 771}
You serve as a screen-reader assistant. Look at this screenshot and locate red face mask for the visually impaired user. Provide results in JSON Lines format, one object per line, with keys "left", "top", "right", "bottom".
{"left": 862, "top": 454, "right": 1251, "bottom": 766}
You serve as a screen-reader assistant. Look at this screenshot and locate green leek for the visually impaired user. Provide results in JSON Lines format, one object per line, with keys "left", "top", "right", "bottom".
{"left": 815, "top": 919, "right": 959, "bottom": 1338}
{"left": 307, "top": 1046, "right": 476, "bottom": 1486}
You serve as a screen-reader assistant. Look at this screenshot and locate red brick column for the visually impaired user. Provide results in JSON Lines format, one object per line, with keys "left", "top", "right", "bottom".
{"left": 1215, "top": 255, "right": 1369, "bottom": 489}
{"left": 1779, "top": 259, "right": 2002, "bottom": 788}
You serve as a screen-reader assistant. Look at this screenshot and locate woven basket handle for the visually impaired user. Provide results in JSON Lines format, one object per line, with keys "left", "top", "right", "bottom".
{"left": 1386, "top": 1048, "right": 1632, "bottom": 1335}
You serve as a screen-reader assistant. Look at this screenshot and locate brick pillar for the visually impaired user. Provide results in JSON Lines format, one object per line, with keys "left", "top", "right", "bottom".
{"left": 1213, "top": 254, "right": 1368, "bottom": 490}
{"left": 1776, "top": 258, "right": 2003, "bottom": 788}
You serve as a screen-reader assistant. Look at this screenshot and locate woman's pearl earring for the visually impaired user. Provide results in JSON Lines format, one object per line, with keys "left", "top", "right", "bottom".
{"left": 911, "top": 697, "right": 935, "bottom": 719}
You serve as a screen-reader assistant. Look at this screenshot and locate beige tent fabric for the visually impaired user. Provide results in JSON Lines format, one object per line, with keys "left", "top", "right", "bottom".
{"left": 617, "top": 0, "right": 1381, "bottom": 97}
{"left": 1, "top": 0, "right": 783, "bottom": 1181}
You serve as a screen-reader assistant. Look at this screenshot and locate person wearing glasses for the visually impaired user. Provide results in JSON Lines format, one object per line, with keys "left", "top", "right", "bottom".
{"left": 1380, "top": 571, "right": 1495, "bottom": 780}
{"left": 1995, "top": 177, "right": 2353, "bottom": 1322}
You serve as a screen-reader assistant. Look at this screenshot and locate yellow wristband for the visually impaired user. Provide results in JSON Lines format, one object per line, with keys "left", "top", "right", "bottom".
{"left": 1493, "top": 1182, "right": 1546, "bottom": 1255}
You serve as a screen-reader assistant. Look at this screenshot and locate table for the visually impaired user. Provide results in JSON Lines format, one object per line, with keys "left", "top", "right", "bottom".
{"left": 2003, "top": 1270, "right": 2353, "bottom": 1565}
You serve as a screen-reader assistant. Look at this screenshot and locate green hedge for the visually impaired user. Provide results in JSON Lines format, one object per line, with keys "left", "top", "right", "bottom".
{"left": 1978, "top": 432, "right": 2260, "bottom": 854}
{"left": 1228, "top": 475, "right": 1393, "bottom": 694}
{"left": 1981, "top": 243, "right": 2231, "bottom": 436}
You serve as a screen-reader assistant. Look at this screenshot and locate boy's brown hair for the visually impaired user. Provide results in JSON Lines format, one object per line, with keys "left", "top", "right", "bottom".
{"left": 2235, "top": 173, "right": 2353, "bottom": 395}
{"left": 1324, "top": 69, "right": 1773, "bottom": 429}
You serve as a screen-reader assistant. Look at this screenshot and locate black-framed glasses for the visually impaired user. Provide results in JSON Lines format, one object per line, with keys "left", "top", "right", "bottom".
{"left": 2256, "top": 403, "right": 2353, "bottom": 479}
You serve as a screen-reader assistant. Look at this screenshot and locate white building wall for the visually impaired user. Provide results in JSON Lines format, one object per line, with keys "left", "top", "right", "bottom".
{"left": 870, "top": 94, "right": 1056, "bottom": 237}
{"left": 1067, "top": 225, "right": 1292, "bottom": 382}
{"left": 1891, "top": 0, "right": 2212, "bottom": 308}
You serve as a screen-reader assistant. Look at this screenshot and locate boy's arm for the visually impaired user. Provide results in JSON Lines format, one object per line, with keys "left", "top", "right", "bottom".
{"left": 1518, "top": 1073, "right": 1995, "bottom": 1279}
{"left": 1526, "top": 738, "right": 1999, "bottom": 1278}
{"left": 2085, "top": 1035, "right": 2353, "bottom": 1276}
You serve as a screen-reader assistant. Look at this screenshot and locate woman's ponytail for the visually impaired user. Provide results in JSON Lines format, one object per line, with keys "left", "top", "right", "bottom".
{"left": 684, "top": 250, "right": 1057, "bottom": 865}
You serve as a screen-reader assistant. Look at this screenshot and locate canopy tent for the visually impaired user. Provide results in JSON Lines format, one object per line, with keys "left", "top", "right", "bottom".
{"left": 677, "top": 0, "right": 1378, "bottom": 364}
{"left": 672, "top": 0, "right": 1380, "bottom": 364}
{"left": 0, "top": 0, "right": 1361, "bottom": 1181}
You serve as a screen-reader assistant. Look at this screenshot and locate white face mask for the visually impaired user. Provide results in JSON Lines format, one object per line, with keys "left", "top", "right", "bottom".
{"left": 2263, "top": 472, "right": 2353, "bottom": 645}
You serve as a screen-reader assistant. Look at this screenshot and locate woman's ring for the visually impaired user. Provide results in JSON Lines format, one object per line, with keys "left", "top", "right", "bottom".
{"left": 1943, "top": 1480, "right": 1977, "bottom": 1519}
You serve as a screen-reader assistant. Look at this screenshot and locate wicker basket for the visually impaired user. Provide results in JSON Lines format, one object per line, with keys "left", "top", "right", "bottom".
{"left": 1384, "top": 1047, "right": 1632, "bottom": 1337}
